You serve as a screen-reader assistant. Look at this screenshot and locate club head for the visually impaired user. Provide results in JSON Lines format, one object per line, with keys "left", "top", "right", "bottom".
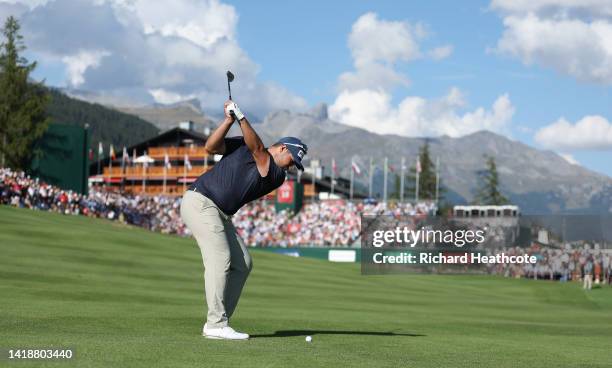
{"left": 226, "top": 70, "right": 234, "bottom": 82}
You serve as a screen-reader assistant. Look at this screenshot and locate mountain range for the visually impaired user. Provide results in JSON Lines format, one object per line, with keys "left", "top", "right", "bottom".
{"left": 61, "top": 88, "right": 216, "bottom": 132}
{"left": 254, "top": 105, "right": 612, "bottom": 214}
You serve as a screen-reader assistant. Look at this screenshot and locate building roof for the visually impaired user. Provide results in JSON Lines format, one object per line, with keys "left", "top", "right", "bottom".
{"left": 89, "top": 127, "right": 208, "bottom": 175}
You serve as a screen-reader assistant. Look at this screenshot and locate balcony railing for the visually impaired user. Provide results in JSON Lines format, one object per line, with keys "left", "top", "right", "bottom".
{"left": 148, "top": 146, "right": 209, "bottom": 158}
{"left": 102, "top": 165, "right": 212, "bottom": 177}
{"left": 98, "top": 174, "right": 316, "bottom": 198}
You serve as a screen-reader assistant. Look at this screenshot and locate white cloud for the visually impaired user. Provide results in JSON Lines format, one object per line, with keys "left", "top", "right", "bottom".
{"left": 127, "top": 0, "right": 237, "bottom": 48}
{"left": 330, "top": 13, "right": 513, "bottom": 138}
{"left": 337, "top": 12, "right": 421, "bottom": 93}
{"left": 338, "top": 13, "right": 451, "bottom": 93}
{"left": 0, "top": 1, "right": 31, "bottom": 22}
{"left": 559, "top": 153, "right": 579, "bottom": 165}
{"left": 534, "top": 115, "right": 612, "bottom": 150}
{"left": 148, "top": 88, "right": 197, "bottom": 105}
{"left": 330, "top": 88, "right": 514, "bottom": 138}
{"left": 0, "top": 0, "right": 48, "bottom": 9}
{"left": 491, "top": 0, "right": 612, "bottom": 18}
{"left": 61, "top": 50, "right": 110, "bottom": 86}
{"left": 348, "top": 12, "right": 422, "bottom": 67}
{"left": 3, "top": 0, "right": 307, "bottom": 117}
{"left": 428, "top": 45, "right": 453, "bottom": 60}
{"left": 491, "top": 0, "right": 612, "bottom": 84}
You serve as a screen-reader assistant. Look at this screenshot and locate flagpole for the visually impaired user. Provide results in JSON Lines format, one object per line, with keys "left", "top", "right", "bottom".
{"left": 142, "top": 162, "right": 146, "bottom": 193}
{"left": 383, "top": 157, "right": 388, "bottom": 203}
{"left": 163, "top": 152, "right": 167, "bottom": 194}
{"left": 142, "top": 150, "right": 147, "bottom": 193}
{"left": 415, "top": 155, "right": 420, "bottom": 202}
{"left": 350, "top": 158, "right": 354, "bottom": 201}
{"left": 435, "top": 156, "right": 440, "bottom": 205}
{"left": 97, "top": 142, "right": 102, "bottom": 176}
{"left": 132, "top": 148, "right": 136, "bottom": 193}
{"left": 183, "top": 154, "right": 187, "bottom": 193}
{"left": 400, "top": 157, "right": 405, "bottom": 203}
{"left": 330, "top": 158, "right": 335, "bottom": 196}
{"left": 121, "top": 147, "right": 126, "bottom": 193}
{"left": 368, "top": 157, "right": 373, "bottom": 198}
{"left": 108, "top": 145, "right": 113, "bottom": 189}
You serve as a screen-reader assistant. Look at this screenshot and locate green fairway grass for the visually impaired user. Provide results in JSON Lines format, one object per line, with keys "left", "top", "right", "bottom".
{"left": 1, "top": 205, "right": 611, "bottom": 367}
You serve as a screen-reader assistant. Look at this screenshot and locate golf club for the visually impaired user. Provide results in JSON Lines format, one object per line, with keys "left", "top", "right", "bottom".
{"left": 226, "top": 70, "right": 234, "bottom": 100}
{"left": 226, "top": 70, "right": 236, "bottom": 120}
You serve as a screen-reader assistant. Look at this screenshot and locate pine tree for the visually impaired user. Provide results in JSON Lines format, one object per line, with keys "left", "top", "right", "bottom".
{"left": 0, "top": 16, "right": 49, "bottom": 170}
{"left": 474, "top": 155, "right": 508, "bottom": 205}
{"left": 406, "top": 141, "right": 441, "bottom": 200}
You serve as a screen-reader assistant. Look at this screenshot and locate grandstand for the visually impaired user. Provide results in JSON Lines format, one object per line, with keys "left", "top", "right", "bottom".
{"left": 88, "top": 123, "right": 365, "bottom": 199}
{"left": 89, "top": 124, "right": 210, "bottom": 196}
{"left": 453, "top": 205, "right": 521, "bottom": 246}
{"left": 453, "top": 205, "right": 519, "bottom": 218}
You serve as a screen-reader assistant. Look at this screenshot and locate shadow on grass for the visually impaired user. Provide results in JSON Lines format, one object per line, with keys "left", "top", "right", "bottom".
{"left": 251, "top": 330, "right": 426, "bottom": 338}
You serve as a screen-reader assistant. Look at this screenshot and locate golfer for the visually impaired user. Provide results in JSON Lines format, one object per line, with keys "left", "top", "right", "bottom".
{"left": 180, "top": 101, "right": 307, "bottom": 340}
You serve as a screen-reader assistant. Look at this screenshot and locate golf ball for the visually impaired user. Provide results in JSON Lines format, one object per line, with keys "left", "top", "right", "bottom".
{"left": 305, "top": 336, "right": 312, "bottom": 342}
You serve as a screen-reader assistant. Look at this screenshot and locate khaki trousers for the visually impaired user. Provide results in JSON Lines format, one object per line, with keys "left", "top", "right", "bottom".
{"left": 179, "top": 189, "right": 252, "bottom": 328}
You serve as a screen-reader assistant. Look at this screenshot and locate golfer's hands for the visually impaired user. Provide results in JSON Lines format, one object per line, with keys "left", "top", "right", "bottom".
{"left": 223, "top": 100, "right": 235, "bottom": 122}
{"left": 225, "top": 101, "right": 245, "bottom": 121}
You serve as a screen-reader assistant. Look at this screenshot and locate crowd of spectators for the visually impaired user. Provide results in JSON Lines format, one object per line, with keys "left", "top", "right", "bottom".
{"left": 1, "top": 168, "right": 186, "bottom": 235}
{"left": 486, "top": 244, "right": 612, "bottom": 288}
{"left": 0, "top": 168, "right": 435, "bottom": 246}
{"left": 233, "top": 200, "right": 434, "bottom": 247}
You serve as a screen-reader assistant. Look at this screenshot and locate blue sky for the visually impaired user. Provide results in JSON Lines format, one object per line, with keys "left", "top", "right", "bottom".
{"left": 229, "top": 0, "right": 612, "bottom": 175}
{"left": 3, "top": 0, "right": 611, "bottom": 175}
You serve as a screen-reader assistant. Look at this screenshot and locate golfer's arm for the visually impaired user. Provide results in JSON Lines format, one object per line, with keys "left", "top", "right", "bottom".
{"left": 204, "top": 117, "right": 233, "bottom": 154}
{"left": 238, "top": 117, "right": 270, "bottom": 175}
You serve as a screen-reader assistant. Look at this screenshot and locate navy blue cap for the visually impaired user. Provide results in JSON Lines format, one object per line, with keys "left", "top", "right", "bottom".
{"left": 275, "top": 137, "right": 308, "bottom": 170}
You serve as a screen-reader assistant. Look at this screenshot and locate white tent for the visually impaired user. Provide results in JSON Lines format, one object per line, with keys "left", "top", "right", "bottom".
{"left": 134, "top": 155, "right": 155, "bottom": 164}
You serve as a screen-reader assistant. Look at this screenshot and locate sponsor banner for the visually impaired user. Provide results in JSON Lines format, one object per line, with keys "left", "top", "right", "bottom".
{"left": 277, "top": 181, "right": 294, "bottom": 203}
{"left": 329, "top": 250, "right": 357, "bottom": 262}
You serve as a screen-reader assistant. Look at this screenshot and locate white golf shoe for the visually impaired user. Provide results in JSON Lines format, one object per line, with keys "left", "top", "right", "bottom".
{"left": 203, "top": 323, "right": 249, "bottom": 340}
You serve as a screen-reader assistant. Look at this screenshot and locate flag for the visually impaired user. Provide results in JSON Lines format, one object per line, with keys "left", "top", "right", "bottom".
{"left": 416, "top": 155, "right": 421, "bottom": 173}
{"left": 332, "top": 158, "right": 338, "bottom": 175}
{"left": 96, "top": 142, "right": 103, "bottom": 175}
{"left": 164, "top": 153, "right": 172, "bottom": 169}
{"left": 122, "top": 147, "right": 129, "bottom": 165}
{"left": 109, "top": 144, "right": 116, "bottom": 160}
{"left": 184, "top": 154, "right": 192, "bottom": 171}
{"left": 351, "top": 161, "right": 361, "bottom": 175}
